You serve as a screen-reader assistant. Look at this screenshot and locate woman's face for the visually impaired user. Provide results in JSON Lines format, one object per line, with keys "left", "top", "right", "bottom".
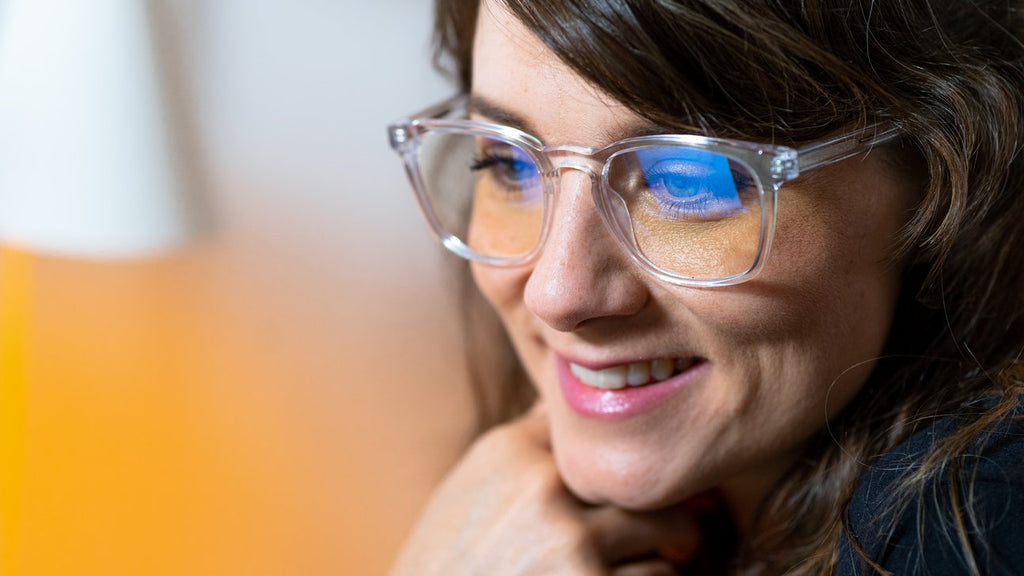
{"left": 469, "top": 1, "right": 915, "bottom": 514}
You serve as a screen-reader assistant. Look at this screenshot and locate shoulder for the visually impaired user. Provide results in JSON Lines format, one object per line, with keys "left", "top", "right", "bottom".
{"left": 837, "top": 406, "right": 1024, "bottom": 575}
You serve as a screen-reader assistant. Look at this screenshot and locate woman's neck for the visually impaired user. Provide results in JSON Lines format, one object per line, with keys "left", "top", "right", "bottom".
{"left": 718, "top": 452, "right": 800, "bottom": 542}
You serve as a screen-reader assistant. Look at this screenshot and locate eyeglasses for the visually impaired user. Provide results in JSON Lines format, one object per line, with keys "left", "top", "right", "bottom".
{"left": 388, "top": 95, "right": 900, "bottom": 287}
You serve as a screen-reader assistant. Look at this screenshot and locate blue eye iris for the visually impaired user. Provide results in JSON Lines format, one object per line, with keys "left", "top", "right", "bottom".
{"left": 633, "top": 148, "right": 748, "bottom": 219}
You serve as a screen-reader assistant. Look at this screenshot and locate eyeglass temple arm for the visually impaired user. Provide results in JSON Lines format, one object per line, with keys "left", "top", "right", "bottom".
{"left": 796, "top": 124, "right": 902, "bottom": 173}
{"left": 388, "top": 94, "right": 470, "bottom": 153}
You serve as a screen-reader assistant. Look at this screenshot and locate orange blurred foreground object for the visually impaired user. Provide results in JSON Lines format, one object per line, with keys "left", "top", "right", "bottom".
{"left": 1, "top": 247, "right": 31, "bottom": 576}
{"left": 0, "top": 242, "right": 471, "bottom": 575}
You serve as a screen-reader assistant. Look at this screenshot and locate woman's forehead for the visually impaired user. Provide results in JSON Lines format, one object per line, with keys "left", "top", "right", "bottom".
{"left": 471, "top": 0, "right": 656, "bottom": 146}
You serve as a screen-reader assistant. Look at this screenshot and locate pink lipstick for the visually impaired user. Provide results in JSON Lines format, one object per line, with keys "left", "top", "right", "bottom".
{"left": 556, "top": 355, "right": 709, "bottom": 419}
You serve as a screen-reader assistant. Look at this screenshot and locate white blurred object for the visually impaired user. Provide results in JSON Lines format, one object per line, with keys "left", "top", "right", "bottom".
{"left": 0, "top": 0, "right": 205, "bottom": 258}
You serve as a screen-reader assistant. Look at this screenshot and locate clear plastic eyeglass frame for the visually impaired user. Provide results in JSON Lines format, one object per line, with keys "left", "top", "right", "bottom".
{"left": 388, "top": 95, "right": 901, "bottom": 288}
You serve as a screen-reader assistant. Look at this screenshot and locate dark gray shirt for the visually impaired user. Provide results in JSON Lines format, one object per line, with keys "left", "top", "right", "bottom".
{"left": 837, "top": 409, "right": 1024, "bottom": 575}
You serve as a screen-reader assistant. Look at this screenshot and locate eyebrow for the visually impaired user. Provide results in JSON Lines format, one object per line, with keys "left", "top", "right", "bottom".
{"left": 599, "top": 122, "right": 671, "bottom": 143}
{"left": 468, "top": 93, "right": 672, "bottom": 146}
{"left": 467, "top": 95, "right": 537, "bottom": 135}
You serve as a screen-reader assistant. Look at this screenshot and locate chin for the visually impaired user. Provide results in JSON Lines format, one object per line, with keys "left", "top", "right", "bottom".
{"left": 552, "top": 443, "right": 696, "bottom": 511}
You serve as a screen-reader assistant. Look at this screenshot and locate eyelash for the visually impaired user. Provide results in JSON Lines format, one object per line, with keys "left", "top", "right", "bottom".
{"left": 468, "top": 152, "right": 504, "bottom": 172}
{"left": 645, "top": 167, "right": 756, "bottom": 219}
{"left": 470, "top": 151, "right": 539, "bottom": 184}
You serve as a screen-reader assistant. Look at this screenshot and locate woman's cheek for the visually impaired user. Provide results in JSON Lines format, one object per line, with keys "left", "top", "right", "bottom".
{"left": 471, "top": 262, "right": 529, "bottom": 312}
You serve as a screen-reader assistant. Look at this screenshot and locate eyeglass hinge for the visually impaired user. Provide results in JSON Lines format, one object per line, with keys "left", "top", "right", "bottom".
{"left": 770, "top": 151, "right": 800, "bottom": 181}
{"left": 388, "top": 124, "right": 415, "bottom": 153}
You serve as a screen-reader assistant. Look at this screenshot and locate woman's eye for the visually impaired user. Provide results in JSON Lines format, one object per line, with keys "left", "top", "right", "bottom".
{"left": 470, "top": 147, "right": 540, "bottom": 189}
{"left": 468, "top": 143, "right": 543, "bottom": 206}
{"left": 643, "top": 160, "right": 746, "bottom": 219}
{"left": 647, "top": 171, "right": 711, "bottom": 200}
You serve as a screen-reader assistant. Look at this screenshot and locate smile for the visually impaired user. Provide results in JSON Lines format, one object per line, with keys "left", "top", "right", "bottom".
{"left": 568, "top": 358, "right": 701, "bottom": 390}
{"left": 557, "top": 355, "right": 709, "bottom": 419}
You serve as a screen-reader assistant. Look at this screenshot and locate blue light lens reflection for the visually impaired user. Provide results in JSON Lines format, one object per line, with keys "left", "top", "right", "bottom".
{"left": 633, "top": 147, "right": 744, "bottom": 219}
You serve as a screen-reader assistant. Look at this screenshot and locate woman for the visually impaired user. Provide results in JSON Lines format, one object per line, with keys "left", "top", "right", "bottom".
{"left": 388, "top": 0, "right": 1024, "bottom": 573}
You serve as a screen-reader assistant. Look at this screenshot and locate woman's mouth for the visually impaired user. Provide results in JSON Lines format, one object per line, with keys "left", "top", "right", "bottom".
{"left": 557, "top": 356, "right": 708, "bottom": 419}
{"left": 568, "top": 358, "right": 701, "bottom": 390}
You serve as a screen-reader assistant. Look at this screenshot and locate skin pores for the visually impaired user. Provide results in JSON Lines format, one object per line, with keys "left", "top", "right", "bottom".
{"left": 469, "top": 0, "right": 915, "bottom": 529}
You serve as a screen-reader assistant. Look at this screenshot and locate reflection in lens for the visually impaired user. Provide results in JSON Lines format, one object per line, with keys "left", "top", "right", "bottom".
{"left": 607, "top": 146, "right": 762, "bottom": 280}
{"left": 633, "top": 147, "right": 745, "bottom": 220}
{"left": 418, "top": 130, "right": 543, "bottom": 260}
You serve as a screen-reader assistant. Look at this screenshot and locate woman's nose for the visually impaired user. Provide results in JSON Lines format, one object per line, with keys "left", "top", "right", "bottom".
{"left": 523, "top": 170, "right": 649, "bottom": 332}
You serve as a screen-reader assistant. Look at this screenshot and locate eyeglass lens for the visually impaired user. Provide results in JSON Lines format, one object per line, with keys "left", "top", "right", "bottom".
{"left": 415, "top": 130, "right": 763, "bottom": 280}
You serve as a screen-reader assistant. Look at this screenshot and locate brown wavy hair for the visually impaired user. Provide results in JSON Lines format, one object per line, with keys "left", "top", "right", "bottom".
{"left": 431, "top": 0, "right": 1024, "bottom": 573}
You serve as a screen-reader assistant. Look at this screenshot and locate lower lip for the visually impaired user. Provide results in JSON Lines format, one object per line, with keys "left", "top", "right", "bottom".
{"left": 556, "top": 356, "right": 708, "bottom": 420}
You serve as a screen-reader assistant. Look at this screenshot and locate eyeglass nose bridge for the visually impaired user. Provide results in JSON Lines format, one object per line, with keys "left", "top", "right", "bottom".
{"left": 543, "top": 144, "right": 602, "bottom": 178}
{"left": 540, "top": 145, "right": 604, "bottom": 213}
{"left": 538, "top": 146, "right": 639, "bottom": 264}
{"left": 540, "top": 146, "right": 604, "bottom": 221}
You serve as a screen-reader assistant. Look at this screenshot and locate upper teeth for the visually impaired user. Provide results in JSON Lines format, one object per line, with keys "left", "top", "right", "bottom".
{"left": 570, "top": 359, "right": 683, "bottom": 390}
